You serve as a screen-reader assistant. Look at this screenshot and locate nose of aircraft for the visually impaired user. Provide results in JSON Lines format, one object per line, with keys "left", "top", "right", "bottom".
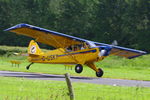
{"left": 98, "top": 46, "right": 112, "bottom": 57}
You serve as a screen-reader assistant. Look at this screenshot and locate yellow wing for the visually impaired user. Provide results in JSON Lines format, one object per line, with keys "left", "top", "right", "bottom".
{"left": 94, "top": 42, "right": 147, "bottom": 59}
{"left": 5, "top": 23, "right": 147, "bottom": 59}
{"left": 5, "top": 23, "right": 83, "bottom": 48}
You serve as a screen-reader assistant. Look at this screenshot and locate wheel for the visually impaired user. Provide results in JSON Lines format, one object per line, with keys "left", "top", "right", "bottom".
{"left": 26, "top": 62, "right": 34, "bottom": 70}
{"left": 96, "top": 68, "right": 104, "bottom": 77}
{"left": 75, "top": 64, "right": 83, "bottom": 73}
{"left": 26, "top": 66, "right": 30, "bottom": 70}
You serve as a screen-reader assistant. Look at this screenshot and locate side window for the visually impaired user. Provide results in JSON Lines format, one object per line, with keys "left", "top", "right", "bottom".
{"left": 86, "top": 41, "right": 96, "bottom": 48}
{"left": 81, "top": 43, "right": 86, "bottom": 50}
{"left": 66, "top": 46, "right": 72, "bottom": 52}
{"left": 66, "top": 43, "right": 90, "bottom": 52}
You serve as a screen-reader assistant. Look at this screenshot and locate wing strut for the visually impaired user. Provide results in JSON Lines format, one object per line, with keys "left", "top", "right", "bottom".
{"left": 48, "top": 33, "right": 79, "bottom": 64}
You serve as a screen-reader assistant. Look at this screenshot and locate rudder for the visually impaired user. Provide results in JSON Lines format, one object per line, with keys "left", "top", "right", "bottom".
{"left": 28, "top": 40, "right": 43, "bottom": 56}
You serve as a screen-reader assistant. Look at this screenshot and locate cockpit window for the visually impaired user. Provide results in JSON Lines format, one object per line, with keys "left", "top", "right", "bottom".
{"left": 86, "top": 41, "right": 96, "bottom": 48}
{"left": 66, "top": 41, "right": 96, "bottom": 52}
{"left": 66, "top": 44, "right": 82, "bottom": 52}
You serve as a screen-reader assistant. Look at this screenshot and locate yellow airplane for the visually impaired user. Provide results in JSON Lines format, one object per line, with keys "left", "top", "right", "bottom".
{"left": 5, "top": 24, "right": 147, "bottom": 77}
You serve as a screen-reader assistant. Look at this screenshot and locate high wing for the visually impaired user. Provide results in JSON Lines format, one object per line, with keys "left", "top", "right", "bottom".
{"left": 5, "top": 23, "right": 147, "bottom": 59}
{"left": 94, "top": 42, "right": 147, "bottom": 59}
{"left": 4, "top": 23, "right": 85, "bottom": 48}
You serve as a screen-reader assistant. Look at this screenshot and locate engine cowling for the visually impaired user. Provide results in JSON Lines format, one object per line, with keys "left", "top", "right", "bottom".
{"left": 98, "top": 46, "right": 112, "bottom": 57}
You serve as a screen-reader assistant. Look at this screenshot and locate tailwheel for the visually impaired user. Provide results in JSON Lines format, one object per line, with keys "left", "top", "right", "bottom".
{"left": 26, "top": 62, "right": 34, "bottom": 70}
{"left": 96, "top": 68, "right": 104, "bottom": 77}
{"left": 75, "top": 64, "right": 83, "bottom": 73}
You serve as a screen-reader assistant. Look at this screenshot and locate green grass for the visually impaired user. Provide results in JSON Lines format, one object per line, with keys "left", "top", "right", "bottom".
{"left": 0, "top": 46, "right": 27, "bottom": 56}
{"left": 0, "top": 45, "right": 150, "bottom": 81}
{"left": 0, "top": 46, "right": 150, "bottom": 100}
{"left": 0, "top": 54, "right": 150, "bottom": 81}
{"left": 0, "top": 77, "right": 150, "bottom": 100}
{"left": 0, "top": 45, "right": 48, "bottom": 56}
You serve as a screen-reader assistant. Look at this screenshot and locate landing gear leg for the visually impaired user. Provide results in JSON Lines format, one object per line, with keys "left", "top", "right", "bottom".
{"left": 26, "top": 62, "right": 34, "bottom": 70}
{"left": 86, "top": 62, "right": 104, "bottom": 77}
{"left": 75, "top": 64, "right": 83, "bottom": 73}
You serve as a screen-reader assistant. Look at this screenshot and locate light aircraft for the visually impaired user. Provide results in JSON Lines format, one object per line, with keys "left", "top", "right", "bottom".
{"left": 5, "top": 24, "right": 147, "bottom": 77}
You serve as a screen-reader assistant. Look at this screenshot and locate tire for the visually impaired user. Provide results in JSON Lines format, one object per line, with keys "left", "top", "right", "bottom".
{"left": 75, "top": 64, "right": 83, "bottom": 73}
{"left": 96, "top": 68, "right": 104, "bottom": 77}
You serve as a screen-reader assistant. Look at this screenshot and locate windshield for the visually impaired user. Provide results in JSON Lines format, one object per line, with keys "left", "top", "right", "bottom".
{"left": 86, "top": 41, "right": 96, "bottom": 48}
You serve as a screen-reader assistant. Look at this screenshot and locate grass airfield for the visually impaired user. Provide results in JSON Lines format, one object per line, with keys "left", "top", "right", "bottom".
{"left": 0, "top": 54, "right": 150, "bottom": 81}
{"left": 0, "top": 46, "right": 150, "bottom": 100}
{"left": 0, "top": 77, "right": 150, "bottom": 100}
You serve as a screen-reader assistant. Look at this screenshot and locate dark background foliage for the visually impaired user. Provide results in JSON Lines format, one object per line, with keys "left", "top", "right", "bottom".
{"left": 0, "top": 0, "right": 149, "bottom": 52}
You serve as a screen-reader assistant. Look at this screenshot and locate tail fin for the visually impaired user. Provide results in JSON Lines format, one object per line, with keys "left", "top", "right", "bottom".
{"left": 28, "top": 40, "right": 43, "bottom": 56}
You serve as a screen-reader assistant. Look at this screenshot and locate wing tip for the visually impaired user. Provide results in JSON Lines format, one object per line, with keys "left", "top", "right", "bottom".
{"left": 4, "top": 23, "right": 29, "bottom": 31}
{"left": 128, "top": 52, "right": 147, "bottom": 59}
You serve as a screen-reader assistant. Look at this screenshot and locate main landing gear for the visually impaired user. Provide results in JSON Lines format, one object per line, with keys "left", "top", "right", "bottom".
{"left": 96, "top": 68, "right": 104, "bottom": 77}
{"left": 26, "top": 62, "right": 34, "bottom": 70}
{"left": 86, "top": 63, "right": 104, "bottom": 77}
{"left": 75, "top": 64, "right": 83, "bottom": 73}
{"left": 75, "top": 64, "right": 104, "bottom": 77}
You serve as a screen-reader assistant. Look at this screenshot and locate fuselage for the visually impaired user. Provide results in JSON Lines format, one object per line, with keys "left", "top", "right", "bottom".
{"left": 28, "top": 47, "right": 105, "bottom": 65}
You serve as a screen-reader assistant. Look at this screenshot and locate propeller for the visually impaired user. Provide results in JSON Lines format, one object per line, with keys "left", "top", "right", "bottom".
{"left": 111, "top": 40, "right": 118, "bottom": 46}
{"left": 85, "top": 40, "right": 117, "bottom": 57}
{"left": 98, "top": 46, "right": 112, "bottom": 57}
{"left": 98, "top": 40, "right": 118, "bottom": 57}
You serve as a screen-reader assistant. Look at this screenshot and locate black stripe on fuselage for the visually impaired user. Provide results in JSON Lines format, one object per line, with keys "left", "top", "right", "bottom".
{"left": 57, "top": 49, "right": 97, "bottom": 57}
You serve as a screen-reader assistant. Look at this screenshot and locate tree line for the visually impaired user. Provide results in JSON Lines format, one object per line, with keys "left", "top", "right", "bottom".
{"left": 0, "top": 0, "right": 149, "bottom": 52}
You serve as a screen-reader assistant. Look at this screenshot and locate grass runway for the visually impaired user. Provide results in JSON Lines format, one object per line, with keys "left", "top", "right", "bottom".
{"left": 0, "top": 46, "right": 150, "bottom": 100}
{"left": 0, "top": 54, "right": 150, "bottom": 81}
{"left": 0, "top": 77, "right": 150, "bottom": 100}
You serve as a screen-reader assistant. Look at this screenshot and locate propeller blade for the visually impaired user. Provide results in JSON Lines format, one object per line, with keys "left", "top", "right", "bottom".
{"left": 111, "top": 40, "right": 118, "bottom": 46}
